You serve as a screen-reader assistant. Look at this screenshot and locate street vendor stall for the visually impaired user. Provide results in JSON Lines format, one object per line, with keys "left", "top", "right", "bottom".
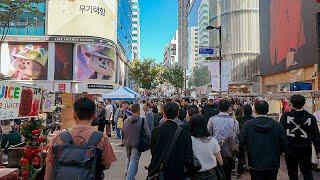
{"left": 0, "top": 81, "right": 47, "bottom": 179}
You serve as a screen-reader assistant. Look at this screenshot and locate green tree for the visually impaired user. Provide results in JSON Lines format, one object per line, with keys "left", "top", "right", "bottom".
{"left": 129, "top": 59, "right": 160, "bottom": 90}
{"left": 163, "top": 65, "right": 184, "bottom": 89}
{"left": 189, "top": 65, "right": 211, "bottom": 87}
{"left": 0, "top": 1, "right": 43, "bottom": 44}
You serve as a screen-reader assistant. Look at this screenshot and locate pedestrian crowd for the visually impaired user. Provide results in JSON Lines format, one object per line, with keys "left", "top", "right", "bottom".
{"left": 44, "top": 94, "right": 320, "bottom": 180}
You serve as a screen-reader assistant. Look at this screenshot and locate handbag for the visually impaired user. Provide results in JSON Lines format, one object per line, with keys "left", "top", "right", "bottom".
{"left": 147, "top": 126, "right": 182, "bottom": 180}
{"left": 192, "top": 157, "right": 202, "bottom": 172}
{"left": 117, "top": 118, "right": 123, "bottom": 129}
{"left": 138, "top": 118, "right": 151, "bottom": 152}
{"left": 219, "top": 120, "right": 239, "bottom": 160}
{"left": 215, "top": 165, "right": 226, "bottom": 180}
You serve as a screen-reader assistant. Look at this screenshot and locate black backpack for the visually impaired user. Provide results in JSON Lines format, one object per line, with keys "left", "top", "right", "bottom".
{"left": 52, "top": 131, "right": 104, "bottom": 180}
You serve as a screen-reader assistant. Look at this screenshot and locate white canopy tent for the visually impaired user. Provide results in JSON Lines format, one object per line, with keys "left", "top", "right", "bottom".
{"left": 102, "top": 87, "right": 139, "bottom": 100}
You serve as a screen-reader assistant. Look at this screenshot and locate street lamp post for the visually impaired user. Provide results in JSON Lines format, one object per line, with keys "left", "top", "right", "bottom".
{"left": 206, "top": 25, "right": 222, "bottom": 95}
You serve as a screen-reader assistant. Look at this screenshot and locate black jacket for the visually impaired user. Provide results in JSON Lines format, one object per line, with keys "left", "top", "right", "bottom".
{"left": 148, "top": 120, "right": 194, "bottom": 180}
{"left": 240, "top": 116, "right": 288, "bottom": 170}
{"left": 280, "top": 110, "right": 320, "bottom": 153}
{"left": 202, "top": 103, "right": 219, "bottom": 121}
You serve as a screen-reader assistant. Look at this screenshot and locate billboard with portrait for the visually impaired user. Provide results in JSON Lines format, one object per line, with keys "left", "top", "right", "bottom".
{"left": 54, "top": 43, "right": 73, "bottom": 80}
{"left": 260, "top": 0, "right": 319, "bottom": 75}
{"left": 1, "top": 42, "right": 48, "bottom": 80}
{"left": 76, "top": 44, "right": 116, "bottom": 81}
{"left": 47, "top": 0, "right": 117, "bottom": 42}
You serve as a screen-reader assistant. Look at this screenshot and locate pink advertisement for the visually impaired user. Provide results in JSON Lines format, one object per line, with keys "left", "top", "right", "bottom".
{"left": 76, "top": 44, "right": 116, "bottom": 81}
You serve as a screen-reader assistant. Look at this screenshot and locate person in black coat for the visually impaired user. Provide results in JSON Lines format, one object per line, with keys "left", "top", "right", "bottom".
{"left": 202, "top": 97, "right": 219, "bottom": 122}
{"left": 280, "top": 94, "right": 320, "bottom": 180}
{"left": 148, "top": 102, "right": 194, "bottom": 180}
{"left": 240, "top": 100, "right": 288, "bottom": 180}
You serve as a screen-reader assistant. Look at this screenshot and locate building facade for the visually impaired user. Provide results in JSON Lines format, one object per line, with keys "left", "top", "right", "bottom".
{"left": 198, "top": 0, "right": 210, "bottom": 65}
{"left": 131, "top": 0, "right": 140, "bottom": 60}
{"left": 163, "top": 31, "right": 179, "bottom": 67}
{"left": 0, "top": 0, "right": 131, "bottom": 94}
{"left": 208, "top": 0, "right": 260, "bottom": 94}
{"left": 178, "top": 0, "right": 190, "bottom": 67}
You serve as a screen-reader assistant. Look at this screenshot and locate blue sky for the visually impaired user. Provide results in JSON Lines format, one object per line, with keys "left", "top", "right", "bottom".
{"left": 139, "top": 0, "right": 178, "bottom": 63}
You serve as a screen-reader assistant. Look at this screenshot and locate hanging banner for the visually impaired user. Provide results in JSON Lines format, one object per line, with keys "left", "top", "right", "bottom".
{"left": 209, "top": 61, "right": 232, "bottom": 92}
{"left": 0, "top": 82, "right": 42, "bottom": 120}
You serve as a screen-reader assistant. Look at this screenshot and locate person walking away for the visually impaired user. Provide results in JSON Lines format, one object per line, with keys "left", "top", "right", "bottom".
{"left": 105, "top": 99, "right": 113, "bottom": 137}
{"left": 44, "top": 97, "right": 116, "bottom": 180}
{"left": 96, "top": 101, "right": 106, "bottom": 132}
{"left": 114, "top": 101, "right": 129, "bottom": 139}
{"left": 178, "top": 98, "right": 190, "bottom": 123}
{"left": 152, "top": 105, "right": 163, "bottom": 127}
{"left": 183, "top": 105, "right": 200, "bottom": 133}
{"left": 237, "top": 104, "right": 254, "bottom": 178}
{"left": 202, "top": 96, "right": 219, "bottom": 122}
{"left": 122, "top": 104, "right": 151, "bottom": 180}
{"left": 280, "top": 94, "right": 320, "bottom": 180}
{"left": 148, "top": 102, "right": 194, "bottom": 180}
{"left": 207, "top": 99, "right": 239, "bottom": 180}
{"left": 240, "top": 100, "right": 288, "bottom": 180}
{"left": 190, "top": 114, "right": 223, "bottom": 180}
{"left": 144, "top": 102, "right": 155, "bottom": 132}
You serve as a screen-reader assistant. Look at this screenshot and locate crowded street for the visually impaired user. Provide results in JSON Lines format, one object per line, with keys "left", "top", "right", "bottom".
{"left": 1, "top": 0, "right": 320, "bottom": 180}
{"left": 107, "top": 137, "right": 320, "bottom": 180}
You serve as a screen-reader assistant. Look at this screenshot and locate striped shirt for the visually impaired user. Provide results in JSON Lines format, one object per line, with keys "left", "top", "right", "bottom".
{"left": 207, "top": 112, "right": 240, "bottom": 142}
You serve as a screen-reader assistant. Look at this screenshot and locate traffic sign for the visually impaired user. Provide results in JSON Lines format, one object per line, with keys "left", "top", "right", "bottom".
{"left": 199, "top": 47, "right": 215, "bottom": 55}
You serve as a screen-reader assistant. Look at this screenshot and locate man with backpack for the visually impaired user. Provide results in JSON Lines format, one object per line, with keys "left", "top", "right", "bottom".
{"left": 147, "top": 102, "right": 194, "bottom": 180}
{"left": 240, "top": 100, "right": 288, "bottom": 180}
{"left": 207, "top": 99, "right": 239, "bottom": 180}
{"left": 44, "top": 97, "right": 116, "bottom": 180}
{"left": 280, "top": 94, "right": 320, "bottom": 180}
{"left": 122, "top": 103, "right": 151, "bottom": 180}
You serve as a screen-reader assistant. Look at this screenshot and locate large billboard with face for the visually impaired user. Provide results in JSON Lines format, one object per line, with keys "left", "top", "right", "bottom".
{"left": 76, "top": 44, "right": 116, "bottom": 81}
{"left": 47, "top": 0, "right": 117, "bottom": 42}
{"left": 1, "top": 42, "right": 48, "bottom": 80}
{"left": 260, "top": 0, "right": 319, "bottom": 75}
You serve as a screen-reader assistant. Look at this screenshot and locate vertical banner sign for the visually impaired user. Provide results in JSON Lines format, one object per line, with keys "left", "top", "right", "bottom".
{"left": 209, "top": 61, "right": 232, "bottom": 92}
{"left": 221, "top": 61, "right": 232, "bottom": 92}
{"left": 209, "top": 61, "right": 220, "bottom": 92}
{"left": 0, "top": 82, "right": 41, "bottom": 120}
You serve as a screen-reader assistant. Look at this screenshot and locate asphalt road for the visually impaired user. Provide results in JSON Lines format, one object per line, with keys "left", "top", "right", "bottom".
{"left": 105, "top": 136, "right": 320, "bottom": 180}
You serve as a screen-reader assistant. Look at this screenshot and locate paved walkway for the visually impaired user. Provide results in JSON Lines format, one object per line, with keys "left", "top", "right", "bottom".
{"left": 105, "top": 136, "right": 320, "bottom": 180}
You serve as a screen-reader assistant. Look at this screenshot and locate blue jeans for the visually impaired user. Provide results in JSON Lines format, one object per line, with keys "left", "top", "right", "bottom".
{"left": 115, "top": 124, "right": 121, "bottom": 139}
{"left": 126, "top": 147, "right": 141, "bottom": 180}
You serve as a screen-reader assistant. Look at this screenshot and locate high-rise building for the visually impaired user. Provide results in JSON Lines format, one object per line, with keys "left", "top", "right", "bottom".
{"left": 188, "top": 27, "right": 199, "bottom": 69}
{"left": 187, "top": 0, "right": 201, "bottom": 70}
{"left": 163, "top": 31, "right": 179, "bottom": 67}
{"left": 209, "top": 0, "right": 260, "bottom": 93}
{"left": 131, "top": 0, "right": 140, "bottom": 60}
{"left": 118, "top": 0, "right": 133, "bottom": 61}
{"left": 198, "top": 0, "right": 210, "bottom": 64}
{"left": 178, "top": 0, "right": 190, "bottom": 66}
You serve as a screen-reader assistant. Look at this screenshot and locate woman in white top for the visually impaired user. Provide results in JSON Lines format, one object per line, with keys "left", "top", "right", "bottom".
{"left": 190, "top": 114, "right": 223, "bottom": 180}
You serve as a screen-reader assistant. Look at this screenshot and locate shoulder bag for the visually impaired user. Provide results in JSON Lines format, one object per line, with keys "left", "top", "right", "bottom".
{"left": 147, "top": 126, "right": 182, "bottom": 180}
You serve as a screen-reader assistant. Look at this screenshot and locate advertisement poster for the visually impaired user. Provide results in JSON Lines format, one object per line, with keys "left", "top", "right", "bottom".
{"left": 42, "top": 92, "right": 56, "bottom": 112}
{"left": 54, "top": 43, "right": 73, "bottom": 80}
{"left": 209, "top": 61, "right": 231, "bottom": 92}
{"left": 0, "top": 83, "right": 41, "bottom": 120}
{"left": 260, "top": 0, "right": 319, "bottom": 75}
{"left": 76, "top": 44, "right": 116, "bottom": 81}
{"left": 47, "top": 0, "right": 117, "bottom": 42}
{"left": 1, "top": 42, "right": 48, "bottom": 80}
